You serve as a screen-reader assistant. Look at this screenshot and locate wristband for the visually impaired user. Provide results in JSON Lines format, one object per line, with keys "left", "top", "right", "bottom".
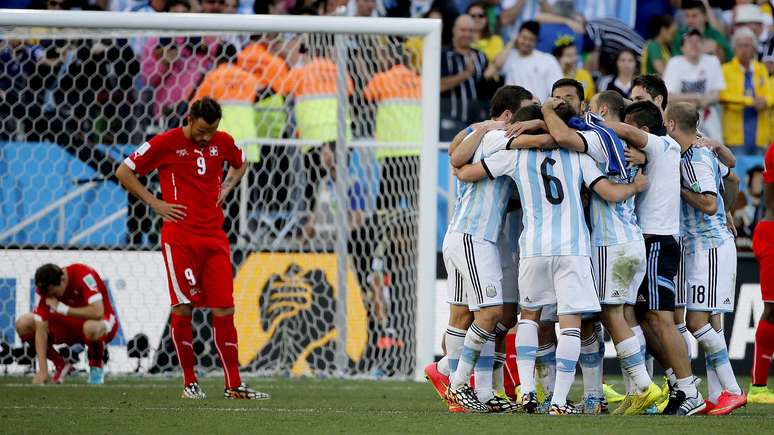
{"left": 465, "top": 126, "right": 474, "bottom": 135}
{"left": 55, "top": 303, "right": 70, "bottom": 316}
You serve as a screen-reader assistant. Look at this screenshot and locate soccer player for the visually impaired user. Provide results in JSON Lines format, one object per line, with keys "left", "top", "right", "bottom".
{"left": 668, "top": 102, "right": 746, "bottom": 415}
{"left": 543, "top": 90, "right": 662, "bottom": 415}
{"left": 456, "top": 102, "right": 647, "bottom": 415}
{"left": 15, "top": 263, "right": 119, "bottom": 385}
{"left": 750, "top": 136, "right": 774, "bottom": 404}
{"left": 115, "top": 97, "right": 268, "bottom": 400}
{"left": 606, "top": 101, "right": 705, "bottom": 415}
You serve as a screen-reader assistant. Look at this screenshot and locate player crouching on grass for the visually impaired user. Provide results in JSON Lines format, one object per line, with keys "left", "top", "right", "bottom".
{"left": 116, "top": 97, "right": 268, "bottom": 400}
{"left": 16, "top": 263, "right": 119, "bottom": 385}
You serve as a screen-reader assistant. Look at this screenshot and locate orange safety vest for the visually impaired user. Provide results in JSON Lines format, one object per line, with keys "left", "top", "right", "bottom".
{"left": 237, "top": 43, "right": 289, "bottom": 91}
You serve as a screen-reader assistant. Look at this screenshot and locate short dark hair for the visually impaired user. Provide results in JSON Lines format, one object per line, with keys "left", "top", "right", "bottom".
{"left": 647, "top": 14, "right": 674, "bottom": 39}
{"left": 666, "top": 102, "right": 699, "bottom": 132}
{"left": 624, "top": 101, "right": 664, "bottom": 133}
{"left": 189, "top": 97, "right": 222, "bottom": 124}
{"left": 35, "top": 264, "right": 63, "bottom": 295}
{"left": 681, "top": 0, "right": 706, "bottom": 13}
{"left": 510, "top": 104, "right": 543, "bottom": 124}
{"left": 552, "top": 78, "right": 585, "bottom": 102}
{"left": 632, "top": 75, "right": 669, "bottom": 109}
{"left": 595, "top": 90, "right": 625, "bottom": 120}
{"left": 519, "top": 20, "right": 540, "bottom": 37}
{"left": 490, "top": 85, "right": 533, "bottom": 118}
{"left": 165, "top": 0, "right": 190, "bottom": 11}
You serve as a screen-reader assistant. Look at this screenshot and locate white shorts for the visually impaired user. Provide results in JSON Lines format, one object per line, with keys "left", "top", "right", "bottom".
{"left": 684, "top": 238, "right": 737, "bottom": 313}
{"left": 518, "top": 255, "right": 601, "bottom": 316}
{"left": 498, "top": 235, "right": 519, "bottom": 304}
{"left": 443, "top": 231, "right": 504, "bottom": 311}
{"left": 592, "top": 240, "right": 647, "bottom": 306}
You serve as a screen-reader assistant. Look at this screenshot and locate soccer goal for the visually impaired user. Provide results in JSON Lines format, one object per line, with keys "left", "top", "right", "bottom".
{"left": 0, "top": 9, "right": 440, "bottom": 381}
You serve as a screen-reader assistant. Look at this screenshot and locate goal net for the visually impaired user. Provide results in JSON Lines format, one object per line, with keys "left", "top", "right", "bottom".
{"left": 0, "top": 10, "right": 439, "bottom": 380}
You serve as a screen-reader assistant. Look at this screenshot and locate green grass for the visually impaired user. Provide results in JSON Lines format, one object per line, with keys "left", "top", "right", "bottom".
{"left": 0, "top": 375, "right": 772, "bottom": 434}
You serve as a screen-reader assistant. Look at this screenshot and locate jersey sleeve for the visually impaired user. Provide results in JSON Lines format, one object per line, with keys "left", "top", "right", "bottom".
{"left": 579, "top": 153, "right": 606, "bottom": 189}
{"left": 124, "top": 136, "right": 168, "bottom": 176}
{"left": 481, "top": 130, "right": 512, "bottom": 155}
{"left": 576, "top": 130, "right": 607, "bottom": 164}
{"left": 682, "top": 154, "right": 717, "bottom": 195}
{"left": 223, "top": 134, "right": 245, "bottom": 169}
{"left": 641, "top": 133, "right": 665, "bottom": 162}
{"left": 482, "top": 150, "right": 518, "bottom": 180}
{"left": 80, "top": 272, "right": 104, "bottom": 305}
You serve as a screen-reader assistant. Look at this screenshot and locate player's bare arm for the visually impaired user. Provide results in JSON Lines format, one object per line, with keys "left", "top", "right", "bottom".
{"left": 449, "top": 120, "right": 504, "bottom": 168}
{"left": 511, "top": 133, "right": 557, "bottom": 150}
{"left": 624, "top": 147, "right": 647, "bottom": 166}
{"left": 694, "top": 136, "right": 736, "bottom": 168}
{"left": 591, "top": 172, "right": 648, "bottom": 203}
{"left": 45, "top": 297, "right": 104, "bottom": 320}
{"left": 723, "top": 171, "right": 740, "bottom": 237}
{"left": 680, "top": 187, "right": 718, "bottom": 215}
{"left": 217, "top": 164, "right": 247, "bottom": 206}
{"left": 115, "top": 163, "right": 187, "bottom": 222}
{"left": 541, "top": 97, "right": 584, "bottom": 152}
{"left": 455, "top": 162, "right": 488, "bottom": 182}
{"left": 503, "top": 119, "right": 547, "bottom": 138}
{"left": 33, "top": 319, "right": 49, "bottom": 384}
{"left": 605, "top": 121, "right": 648, "bottom": 150}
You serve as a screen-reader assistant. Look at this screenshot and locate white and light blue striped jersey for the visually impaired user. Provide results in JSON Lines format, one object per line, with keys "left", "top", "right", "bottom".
{"left": 680, "top": 146, "right": 733, "bottom": 252}
{"left": 448, "top": 130, "right": 516, "bottom": 243}
{"left": 577, "top": 130, "right": 643, "bottom": 246}
{"left": 483, "top": 148, "right": 604, "bottom": 258}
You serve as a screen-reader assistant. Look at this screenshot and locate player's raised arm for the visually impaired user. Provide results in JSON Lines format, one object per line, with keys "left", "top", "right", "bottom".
{"left": 605, "top": 121, "right": 649, "bottom": 150}
{"left": 116, "top": 162, "right": 187, "bottom": 222}
{"left": 455, "top": 162, "right": 488, "bottom": 182}
{"left": 541, "top": 97, "right": 585, "bottom": 152}
{"left": 450, "top": 121, "right": 505, "bottom": 168}
{"left": 592, "top": 172, "right": 649, "bottom": 203}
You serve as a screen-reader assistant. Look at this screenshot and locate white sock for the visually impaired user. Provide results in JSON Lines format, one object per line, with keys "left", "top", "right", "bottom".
{"left": 493, "top": 352, "right": 506, "bottom": 392}
{"left": 705, "top": 357, "right": 722, "bottom": 403}
{"left": 552, "top": 328, "right": 581, "bottom": 407}
{"left": 632, "top": 325, "right": 653, "bottom": 378}
{"left": 516, "top": 320, "right": 539, "bottom": 394}
{"left": 451, "top": 323, "right": 493, "bottom": 389}
{"left": 437, "top": 355, "right": 450, "bottom": 377}
{"left": 474, "top": 337, "right": 496, "bottom": 402}
{"left": 445, "top": 326, "right": 466, "bottom": 377}
{"left": 615, "top": 336, "right": 651, "bottom": 393}
{"left": 580, "top": 333, "right": 603, "bottom": 397}
{"left": 676, "top": 376, "right": 698, "bottom": 397}
{"left": 694, "top": 324, "right": 741, "bottom": 395}
{"left": 535, "top": 343, "right": 557, "bottom": 396}
{"left": 677, "top": 323, "right": 694, "bottom": 360}
{"left": 666, "top": 368, "right": 677, "bottom": 387}
{"left": 594, "top": 322, "right": 606, "bottom": 390}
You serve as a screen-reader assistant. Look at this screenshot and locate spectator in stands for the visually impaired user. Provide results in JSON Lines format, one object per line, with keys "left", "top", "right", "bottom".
{"left": 165, "top": 0, "right": 190, "bottom": 12}
{"left": 720, "top": 27, "right": 773, "bottom": 155}
{"left": 664, "top": 28, "right": 726, "bottom": 140}
{"left": 490, "top": 20, "right": 562, "bottom": 102}
{"left": 598, "top": 48, "right": 638, "bottom": 97}
{"left": 200, "top": 0, "right": 225, "bottom": 13}
{"left": 499, "top": 0, "right": 552, "bottom": 42}
{"left": 672, "top": 0, "right": 733, "bottom": 62}
{"left": 349, "top": 0, "right": 377, "bottom": 16}
{"left": 439, "top": 14, "right": 490, "bottom": 139}
{"left": 467, "top": 1, "right": 504, "bottom": 63}
{"left": 552, "top": 36, "right": 594, "bottom": 103}
{"left": 641, "top": 14, "right": 676, "bottom": 75}
{"left": 124, "top": 0, "right": 164, "bottom": 12}
{"left": 732, "top": 4, "right": 771, "bottom": 60}
{"left": 734, "top": 165, "right": 765, "bottom": 245}
{"left": 253, "top": 0, "right": 286, "bottom": 14}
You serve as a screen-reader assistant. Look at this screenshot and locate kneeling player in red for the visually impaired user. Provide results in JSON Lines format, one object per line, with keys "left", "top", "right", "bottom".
{"left": 116, "top": 97, "right": 268, "bottom": 400}
{"left": 15, "top": 263, "right": 119, "bottom": 385}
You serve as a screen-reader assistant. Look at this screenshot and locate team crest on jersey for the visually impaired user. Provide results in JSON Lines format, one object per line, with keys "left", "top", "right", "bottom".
{"left": 83, "top": 274, "right": 98, "bottom": 291}
{"left": 486, "top": 285, "right": 497, "bottom": 298}
{"left": 209, "top": 146, "right": 218, "bottom": 156}
{"left": 176, "top": 149, "right": 188, "bottom": 157}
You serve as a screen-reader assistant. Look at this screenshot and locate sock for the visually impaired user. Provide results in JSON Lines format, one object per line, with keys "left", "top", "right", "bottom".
{"left": 20, "top": 333, "right": 65, "bottom": 369}
{"left": 580, "top": 333, "right": 603, "bottom": 397}
{"left": 631, "top": 325, "right": 653, "bottom": 378}
{"left": 535, "top": 343, "right": 557, "bottom": 396}
{"left": 493, "top": 352, "right": 506, "bottom": 392}
{"left": 212, "top": 314, "right": 243, "bottom": 389}
{"left": 676, "top": 376, "right": 698, "bottom": 397}
{"left": 552, "top": 328, "right": 581, "bottom": 407}
{"left": 515, "top": 320, "right": 539, "bottom": 394}
{"left": 752, "top": 318, "right": 774, "bottom": 386}
{"left": 677, "top": 323, "right": 694, "bottom": 360}
{"left": 705, "top": 356, "right": 722, "bottom": 403}
{"left": 594, "top": 322, "right": 606, "bottom": 390}
{"left": 615, "top": 336, "right": 651, "bottom": 393}
{"left": 451, "top": 323, "right": 493, "bottom": 389}
{"left": 170, "top": 313, "right": 197, "bottom": 386}
{"left": 665, "top": 368, "right": 677, "bottom": 387}
{"left": 474, "top": 337, "right": 496, "bottom": 402}
{"left": 437, "top": 355, "right": 450, "bottom": 377}
{"left": 87, "top": 340, "right": 105, "bottom": 368}
{"left": 694, "top": 324, "right": 741, "bottom": 395}
{"left": 445, "top": 326, "right": 467, "bottom": 377}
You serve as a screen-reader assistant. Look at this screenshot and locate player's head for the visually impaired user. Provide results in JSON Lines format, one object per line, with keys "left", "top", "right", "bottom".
{"left": 551, "top": 79, "right": 585, "bottom": 121}
{"left": 509, "top": 105, "right": 545, "bottom": 131}
{"left": 186, "top": 97, "right": 222, "bottom": 147}
{"left": 589, "top": 91, "right": 624, "bottom": 122}
{"left": 631, "top": 75, "right": 668, "bottom": 111}
{"left": 35, "top": 264, "right": 66, "bottom": 297}
{"left": 516, "top": 20, "right": 540, "bottom": 56}
{"left": 665, "top": 101, "right": 699, "bottom": 136}
{"left": 623, "top": 100, "right": 666, "bottom": 135}
{"left": 490, "top": 85, "right": 534, "bottom": 121}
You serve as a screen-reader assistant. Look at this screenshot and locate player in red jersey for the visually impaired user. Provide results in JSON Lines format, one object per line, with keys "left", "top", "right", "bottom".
{"left": 15, "top": 263, "right": 119, "bottom": 385}
{"left": 115, "top": 97, "right": 267, "bottom": 400}
{"left": 750, "top": 143, "right": 774, "bottom": 404}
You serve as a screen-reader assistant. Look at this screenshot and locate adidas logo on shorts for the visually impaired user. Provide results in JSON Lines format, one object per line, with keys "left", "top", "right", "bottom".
{"left": 612, "top": 291, "right": 621, "bottom": 297}
{"left": 637, "top": 294, "right": 646, "bottom": 303}
{"left": 524, "top": 296, "right": 532, "bottom": 302}
{"left": 723, "top": 298, "right": 731, "bottom": 305}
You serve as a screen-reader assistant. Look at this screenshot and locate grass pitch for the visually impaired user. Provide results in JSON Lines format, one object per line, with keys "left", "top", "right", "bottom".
{"left": 0, "top": 375, "right": 771, "bottom": 434}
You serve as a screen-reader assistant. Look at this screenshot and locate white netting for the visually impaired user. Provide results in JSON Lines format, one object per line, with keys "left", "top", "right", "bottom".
{"left": 0, "top": 23, "right": 428, "bottom": 378}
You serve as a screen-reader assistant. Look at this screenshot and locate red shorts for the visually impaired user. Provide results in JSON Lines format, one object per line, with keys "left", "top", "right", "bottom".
{"left": 160, "top": 226, "right": 234, "bottom": 308}
{"left": 47, "top": 313, "right": 119, "bottom": 345}
{"left": 754, "top": 221, "right": 774, "bottom": 302}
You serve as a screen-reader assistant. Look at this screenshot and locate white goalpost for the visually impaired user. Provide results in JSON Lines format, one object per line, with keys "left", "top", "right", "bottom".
{"left": 0, "top": 9, "right": 440, "bottom": 381}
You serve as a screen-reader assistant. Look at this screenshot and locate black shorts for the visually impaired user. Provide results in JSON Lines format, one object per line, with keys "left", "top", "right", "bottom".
{"left": 636, "top": 235, "right": 680, "bottom": 313}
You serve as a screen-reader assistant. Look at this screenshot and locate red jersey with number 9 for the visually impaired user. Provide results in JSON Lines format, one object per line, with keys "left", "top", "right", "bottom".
{"left": 124, "top": 127, "right": 245, "bottom": 236}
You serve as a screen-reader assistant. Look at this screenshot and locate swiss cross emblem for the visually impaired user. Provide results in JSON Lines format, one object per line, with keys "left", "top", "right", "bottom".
{"left": 176, "top": 149, "right": 188, "bottom": 157}
{"left": 209, "top": 146, "right": 218, "bottom": 156}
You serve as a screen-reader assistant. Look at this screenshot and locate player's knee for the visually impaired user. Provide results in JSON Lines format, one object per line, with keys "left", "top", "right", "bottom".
{"left": 449, "top": 308, "right": 473, "bottom": 329}
{"left": 763, "top": 303, "right": 774, "bottom": 323}
{"left": 15, "top": 313, "right": 35, "bottom": 335}
{"left": 499, "top": 305, "right": 518, "bottom": 329}
{"left": 685, "top": 314, "right": 708, "bottom": 334}
{"left": 476, "top": 305, "right": 503, "bottom": 329}
{"left": 644, "top": 310, "right": 673, "bottom": 333}
{"left": 83, "top": 321, "right": 106, "bottom": 341}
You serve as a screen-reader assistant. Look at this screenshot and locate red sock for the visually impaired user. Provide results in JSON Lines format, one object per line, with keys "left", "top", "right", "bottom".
{"left": 87, "top": 340, "right": 105, "bottom": 368}
{"left": 212, "top": 314, "right": 242, "bottom": 389}
{"left": 20, "top": 333, "right": 65, "bottom": 369}
{"left": 170, "top": 313, "right": 197, "bottom": 386}
{"left": 753, "top": 319, "right": 774, "bottom": 386}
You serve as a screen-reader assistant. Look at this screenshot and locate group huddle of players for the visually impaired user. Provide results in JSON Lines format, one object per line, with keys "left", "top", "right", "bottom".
{"left": 425, "top": 75, "right": 748, "bottom": 416}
